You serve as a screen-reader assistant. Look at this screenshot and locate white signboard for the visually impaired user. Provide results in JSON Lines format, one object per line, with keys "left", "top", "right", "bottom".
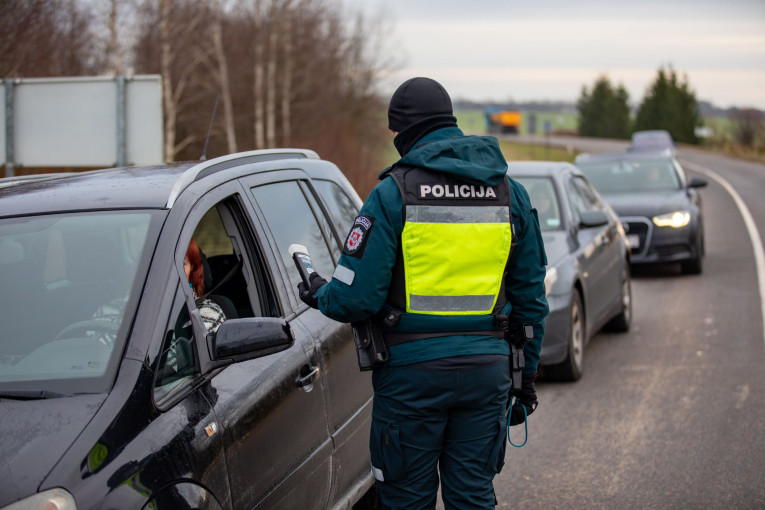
{"left": 2, "top": 75, "right": 163, "bottom": 168}
{"left": 0, "top": 85, "right": 5, "bottom": 163}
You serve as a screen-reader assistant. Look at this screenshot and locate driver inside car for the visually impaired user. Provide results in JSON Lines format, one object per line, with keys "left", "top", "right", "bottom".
{"left": 183, "top": 238, "right": 226, "bottom": 334}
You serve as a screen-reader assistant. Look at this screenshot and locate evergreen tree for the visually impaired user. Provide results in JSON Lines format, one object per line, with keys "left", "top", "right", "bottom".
{"left": 577, "top": 75, "right": 631, "bottom": 139}
{"left": 634, "top": 66, "right": 701, "bottom": 144}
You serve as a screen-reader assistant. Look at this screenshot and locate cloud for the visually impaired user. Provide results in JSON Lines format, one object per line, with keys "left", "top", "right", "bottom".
{"left": 353, "top": 0, "right": 765, "bottom": 108}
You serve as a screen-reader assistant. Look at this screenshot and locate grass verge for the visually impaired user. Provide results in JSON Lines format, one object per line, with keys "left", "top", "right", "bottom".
{"left": 499, "top": 140, "right": 578, "bottom": 163}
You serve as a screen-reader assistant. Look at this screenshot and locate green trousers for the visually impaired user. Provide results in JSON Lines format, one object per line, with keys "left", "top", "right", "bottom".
{"left": 370, "top": 357, "right": 510, "bottom": 510}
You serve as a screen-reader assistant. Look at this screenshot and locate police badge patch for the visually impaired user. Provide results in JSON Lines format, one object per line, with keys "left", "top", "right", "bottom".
{"left": 343, "top": 214, "right": 374, "bottom": 258}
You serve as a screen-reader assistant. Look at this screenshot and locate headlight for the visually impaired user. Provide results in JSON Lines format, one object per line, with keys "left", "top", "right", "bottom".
{"left": 544, "top": 266, "right": 558, "bottom": 296}
{"left": 2, "top": 489, "right": 77, "bottom": 510}
{"left": 652, "top": 210, "right": 690, "bottom": 228}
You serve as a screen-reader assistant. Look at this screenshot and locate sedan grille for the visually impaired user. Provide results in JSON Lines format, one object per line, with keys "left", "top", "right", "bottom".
{"left": 621, "top": 218, "right": 651, "bottom": 256}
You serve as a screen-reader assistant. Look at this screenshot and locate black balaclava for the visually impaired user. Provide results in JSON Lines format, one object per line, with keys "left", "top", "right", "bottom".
{"left": 388, "top": 77, "right": 458, "bottom": 156}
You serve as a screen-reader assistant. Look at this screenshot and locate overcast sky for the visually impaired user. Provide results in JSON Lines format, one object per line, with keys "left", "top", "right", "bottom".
{"left": 347, "top": 0, "right": 765, "bottom": 109}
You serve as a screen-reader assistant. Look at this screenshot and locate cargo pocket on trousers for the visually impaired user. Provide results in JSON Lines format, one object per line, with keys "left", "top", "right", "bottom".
{"left": 370, "top": 415, "right": 406, "bottom": 483}
{"left": 483, "top": 413, "right": 508, "bottom": 475}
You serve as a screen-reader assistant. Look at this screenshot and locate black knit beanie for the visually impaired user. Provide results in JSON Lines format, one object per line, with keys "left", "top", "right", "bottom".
{"left": 388, "top": 77, "right": 454, "bottom": 132}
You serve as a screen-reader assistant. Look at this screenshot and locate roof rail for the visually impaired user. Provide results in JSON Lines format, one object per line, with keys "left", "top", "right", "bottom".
{"left": 166, "top": 149, "right": 320, "bottom": 208}
{"left": 0, "top": 172, "right": 78, "bottom": 190}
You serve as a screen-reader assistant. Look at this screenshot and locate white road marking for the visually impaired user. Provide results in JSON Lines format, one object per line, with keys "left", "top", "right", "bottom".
{"left": 682, "top": 160, "right": 765, "bottom": 342}
{"left": 735, "top": 384, "right": 750, "bottom": 409}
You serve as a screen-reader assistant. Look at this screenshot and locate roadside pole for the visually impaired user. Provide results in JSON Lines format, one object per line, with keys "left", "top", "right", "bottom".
{"left": 4, "top": 79, "right": 14, "bottom": 178}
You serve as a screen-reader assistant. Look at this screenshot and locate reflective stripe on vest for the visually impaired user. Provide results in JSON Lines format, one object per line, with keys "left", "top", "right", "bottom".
{"left": 402, "top": 204, "right": 512, "bottom": 315}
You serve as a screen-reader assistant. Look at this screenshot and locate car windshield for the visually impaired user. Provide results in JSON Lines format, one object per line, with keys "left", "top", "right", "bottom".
{"left": 631, "top": 131, "right": 672, "bottom": 151}
{"left": 576, "top": 159, "right": 681, "bottom": 193}
{"left": 0, "top": 211, "right": 162, "bottom": 396}
{"left": 515, "top": 177, "right": 562, "bottom": 231}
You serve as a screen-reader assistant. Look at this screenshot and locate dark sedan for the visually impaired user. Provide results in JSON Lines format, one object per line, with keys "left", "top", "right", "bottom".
{"left": 508, "top": 162, "right": 632, "bottom": 381}
{"left": 575, "top": 151, "right": 707, "bottom": 274}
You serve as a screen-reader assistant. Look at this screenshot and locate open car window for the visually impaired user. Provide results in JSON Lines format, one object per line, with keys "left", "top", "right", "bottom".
{"left": 154, "top": 195, "right": 278, "bottom": 404}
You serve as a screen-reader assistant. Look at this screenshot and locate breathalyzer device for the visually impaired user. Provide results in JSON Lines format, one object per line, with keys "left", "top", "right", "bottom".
{"left": 288, "top": 244, "right": 314, "bottom": 286}
{"left": 287, "top": 243, "right": 388, "bottom": 371}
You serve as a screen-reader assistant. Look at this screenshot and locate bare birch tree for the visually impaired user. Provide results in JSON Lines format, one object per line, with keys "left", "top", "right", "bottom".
{"left": 129, "top": 0, "right": 392, "bottom": 179}
{"left": 152, "top": 0, "right": 208, "bottom": 161}
{"left": 252, "top": 0, "right": 266, "bottom": 149}
{"left": 158, "top": 0, "right": 177, "bottom": 161}
{"left": 280, "top": 0, "right": 293, "bottom": 146}
{"left": 108, "top": 0, "right": 122, "bottom": 74}
{"left": 1, "top": 0, "right": 102, "bottom": 78}
{"left": 209, "top": 1, "right": 237, "bottom": 153}
{"left": 265, "top": 0, "right": 278, "bottom": 148}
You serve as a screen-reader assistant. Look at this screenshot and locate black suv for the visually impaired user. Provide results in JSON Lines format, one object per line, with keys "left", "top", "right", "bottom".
{"left": 0, "top": 150, "right": 375, "bottom": 509}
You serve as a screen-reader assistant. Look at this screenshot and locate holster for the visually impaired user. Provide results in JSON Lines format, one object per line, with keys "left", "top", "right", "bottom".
{"left": 510, "top": 344, "right": 524, "bottom": 392}
{"left": 501, "top": 317, "right": 533, "bottom": 392}
{"left": 351, "top": 319, "right": 389, "bottom": 371}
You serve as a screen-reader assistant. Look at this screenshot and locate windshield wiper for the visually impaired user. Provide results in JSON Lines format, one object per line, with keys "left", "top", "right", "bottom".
{"left": 0, "top": 389, "right": 69, "bottom": 400}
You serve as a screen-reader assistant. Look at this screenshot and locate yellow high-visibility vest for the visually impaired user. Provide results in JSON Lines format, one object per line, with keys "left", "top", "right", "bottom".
{"left": 390, "top": 167, "right": 512, "bottom": 316}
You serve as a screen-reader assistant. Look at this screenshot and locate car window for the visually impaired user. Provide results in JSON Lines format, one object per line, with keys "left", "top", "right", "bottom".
{"left": 303, "top": 183, "right": 342, "bottom": 261}
{"left": 192, "top": 205, "right": 257, "bottom": 319}
{"left": 577, "top": 159, "right": 681, "bottom": 193}
{"left": 251, "top": 181, "right": 336, "bottom": 303}
{"left": 515, "top": 177, "right": 562, "bottom": 231}
{"left": 571, "top": 176, "right": 603, "bottom": 210}
{"left": 313, "top": 179, "right": 360, "bottom": 243}
{"left": 0, "top": 211, "right": 162, "bottom": 394}
{"left": 154, "top": 285, "right": 195, "bottom": 400}
{"left": 632, "top": 130, "right": 673, "bottom": 151}
{"left": 566, "top": 175, "right": 602, "bottom": 222}
{"left": 154, "top": 196, "right": 277, "bottom": 402}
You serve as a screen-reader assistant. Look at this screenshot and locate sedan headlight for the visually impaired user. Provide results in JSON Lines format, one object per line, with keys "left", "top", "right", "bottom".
{"left": 2, "top": 489, "right": 77, "bottom": 510}
{"left": 544, "top": 266, "right": 558, "bottom": 296}
{"left": 652, "top": 210, "right": 691, "bottom": 228}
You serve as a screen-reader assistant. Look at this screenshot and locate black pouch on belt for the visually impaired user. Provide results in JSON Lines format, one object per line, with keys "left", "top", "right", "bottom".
{"left": 505, "top": 321, "right": 533, "bottom": 392}
{"left": 351, "top": 319, "right": 389, "bottom": 371}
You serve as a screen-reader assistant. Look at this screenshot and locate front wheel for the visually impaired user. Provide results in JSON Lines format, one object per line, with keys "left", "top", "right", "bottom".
{"left": 605, "top": 263, "right": 632, "bottom": 333}
{"left": 545, "top": 290, "right": 585, "bottom": 382}
{"left": 681, "top": 233, "right": 704, "bottom": 275}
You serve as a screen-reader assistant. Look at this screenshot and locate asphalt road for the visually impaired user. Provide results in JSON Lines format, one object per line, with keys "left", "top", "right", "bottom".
{"left": 486, "top": 137, "right": 765, "bottom": 509}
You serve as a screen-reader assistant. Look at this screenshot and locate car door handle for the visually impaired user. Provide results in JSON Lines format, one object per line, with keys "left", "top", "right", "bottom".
{"left": 296, "top": 365, "right": 320, "bottom": 392}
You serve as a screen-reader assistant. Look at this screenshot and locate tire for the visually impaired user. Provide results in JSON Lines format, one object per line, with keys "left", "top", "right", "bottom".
{"left": 681, "top": 232, "right": 704, "bottom": 275}
{"left": 605, "top": 263, "right": 632, "bottom": 333}
{"left": 545, "top": 290, "right": 585, "bottom": 382}
{"left": 352, "top": 485, "right": 381, "bottom": 510}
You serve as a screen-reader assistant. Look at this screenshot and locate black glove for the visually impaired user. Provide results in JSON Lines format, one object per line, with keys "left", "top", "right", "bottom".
{"left": 509, "top": 373, "right": 538, "bottom": 426}
{"left": 297, "top": 271, "right": 327, "bottom": 309}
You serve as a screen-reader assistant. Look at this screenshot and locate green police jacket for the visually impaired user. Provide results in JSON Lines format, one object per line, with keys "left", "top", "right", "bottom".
{"left": 314, "top": 126, "right": 549, "bottom": 373}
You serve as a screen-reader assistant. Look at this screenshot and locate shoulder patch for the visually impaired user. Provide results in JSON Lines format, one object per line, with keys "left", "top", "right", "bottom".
{"left": 343, "top": 215, "right": 374, "bottom": 258}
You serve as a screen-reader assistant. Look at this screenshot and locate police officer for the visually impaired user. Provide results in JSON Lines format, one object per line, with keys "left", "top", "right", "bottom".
{"left": 298, "top": 77, "right": 548, "bottom": 509}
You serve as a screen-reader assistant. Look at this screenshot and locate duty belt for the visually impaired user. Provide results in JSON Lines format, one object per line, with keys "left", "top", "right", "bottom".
{"left": 380, "top": 310, "right": 508, "bottom": 346}
{"left": 383, "top": 330, "right": 505, "bottom": 347}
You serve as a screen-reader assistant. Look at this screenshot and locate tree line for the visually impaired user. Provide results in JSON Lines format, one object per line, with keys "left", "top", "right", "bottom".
{"left": 577, "top": 67, "right": 702, "bottom": 144}
{"left": 0, "top": 0, "right": 390, "bottom": 195}
{"left": 577, "top": 66, "right": 763, "bottom": 149}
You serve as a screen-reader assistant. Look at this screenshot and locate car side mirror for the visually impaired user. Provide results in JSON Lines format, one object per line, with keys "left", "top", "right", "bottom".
{"left": 206, "top": 317, "right": 295, "bottom": 370}
{"left": 687, "top": 177, "right": 708, "bottom": 189}
{"left": 578, "top": 210, "right": 609, "bottom": 228}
